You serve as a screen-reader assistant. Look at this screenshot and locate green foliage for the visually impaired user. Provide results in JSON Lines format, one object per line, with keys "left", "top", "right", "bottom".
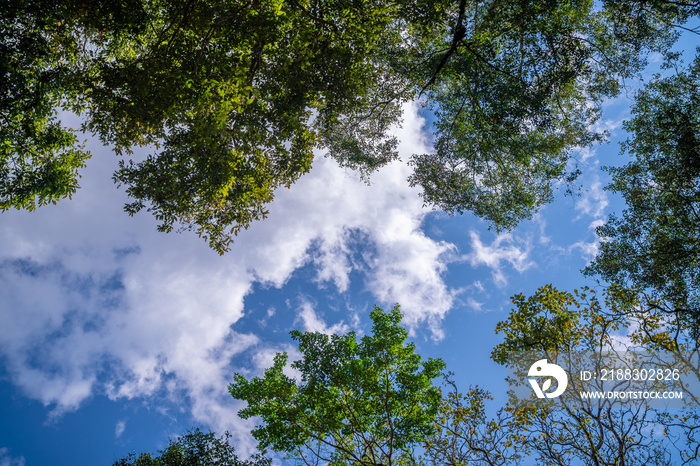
{"left": 405, "top": 0, "right": 683, "bottom": 229}
{"left": 585, "top": 53, "right": 700, "bottom": 334}
{"left": 0, "top": 0, "right": 91, "bottom": 211}
{"left": 78, "top": 0, "right": 409, "bottom": 253}
{"left": 112, "top": 429, "right": 270, "bottom": 466}
{"left": 229, "top": 304, "right": 446, "bottom": 466}
{"left": 409, "top": 0, "right": 602, "bottom": 228}
{"left": 491, "top": 284, "right": 632, "bottom": 364}
{"left": 2, "top": 0, "right": 407, "bottom": 252}
{"left": 492, "top": 285, "right": 673, "bottom": 466}
{"left": 1, "top": 0, "right": 694, "bottom": 251}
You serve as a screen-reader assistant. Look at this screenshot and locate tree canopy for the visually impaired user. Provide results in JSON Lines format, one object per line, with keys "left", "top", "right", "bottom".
{"left": 227, "top": 294, "right": 700, "bottom": 465}
{"left": 0, "top": 1, "right": 91, "bottom": 211}
{"left": 112, "top": 429, "right": 270, "bottom": 466}
{"left": 229, "top": 305, "right": 446, "bottom": 466}
{"left": 491, "top": 284, "right": 681, "bottom": 465}
{"left": 585, "top": 53, "right": 700, "bottom": 335}
{"left": 1, "top": 0, "right": 693, "bottom": 252}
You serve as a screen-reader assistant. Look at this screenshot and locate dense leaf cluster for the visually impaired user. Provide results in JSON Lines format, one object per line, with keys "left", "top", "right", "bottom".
{"left": 230, "top": 305, "right": 445, "bottom": 466}
{"left": 1, "top": 0, "right": 693, "bottom": 251}
{"left": 0, "top": 1, "right": 91, "bottom": 211}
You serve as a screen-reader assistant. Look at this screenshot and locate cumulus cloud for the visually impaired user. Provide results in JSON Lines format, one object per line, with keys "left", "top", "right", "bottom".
{"left": 0, "top": 103, "right": 458, "bottom": 449}
{"left": 240, "top": 103, "right": 458, "bottom": 329}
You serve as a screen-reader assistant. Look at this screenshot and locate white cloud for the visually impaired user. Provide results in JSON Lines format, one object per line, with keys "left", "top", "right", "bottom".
{"left": 115, "top": 420, "right": 126, "bottom": 438}
{"left": 568, "top": 208, "right": 605, "bottom": 262}
{"left": 465, "top": 231, "right": 534, "bottom": 287}
{"left": 0, "top": 102, "right": 458, "bottom": 450}
{"left": 363, "top": 209, "right": 458, "bottom": 338}
{"left": 465, "top": 297, "right": 485, "bottom": 312}
{"left": 576, "top": 146, "right": 597, "bottom": 162}
{"left": 295, "top": 300, "right": 350, "bottom": 335}
{"left": 248, "top": 343, "right": 304, "bottom": 382}
{"left": 569, "top": 240, "right": 600, "bottom": 263}
{"left": 575, "top": 180, "right": 609, "bottom": 221}
{"left": 0, "top": 448, "right": 24, "bottom": 466}
{"left": 239, "top": 104, "right": 458, "bottom": 331}
{"left": 592, "top": 118, "right": 623, "bottom": 135}
{"left": 589, "top": 218, "right": 605, "bottom": 230}
{"left": 534, "top": 213, "right": 551, "bottom": 245}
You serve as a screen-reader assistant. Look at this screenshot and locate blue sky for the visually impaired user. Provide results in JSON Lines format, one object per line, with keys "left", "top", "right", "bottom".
{"left": 0, "top": 44, "right": 679, "bottom": 463}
